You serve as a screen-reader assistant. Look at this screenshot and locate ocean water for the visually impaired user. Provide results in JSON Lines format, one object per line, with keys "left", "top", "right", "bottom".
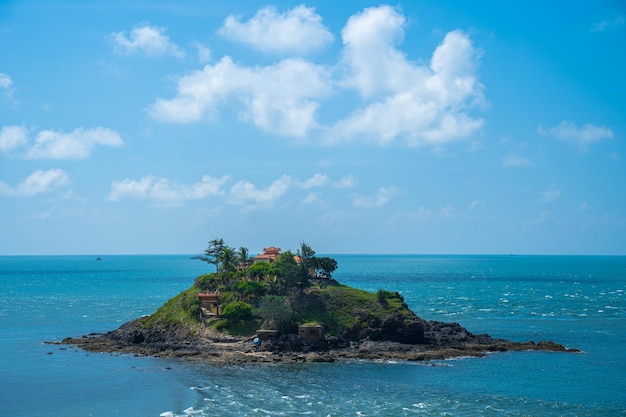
{"left": 1, "top": 254, "right": 624, "bottom": 416}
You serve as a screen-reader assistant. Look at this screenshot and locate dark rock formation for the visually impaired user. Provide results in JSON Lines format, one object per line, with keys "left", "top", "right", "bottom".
{"left": 57, "top": 315, "right": 579, "bottom": 366}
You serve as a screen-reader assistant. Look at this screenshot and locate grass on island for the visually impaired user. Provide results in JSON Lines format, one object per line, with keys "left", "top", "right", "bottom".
{"left": 140, "top": 280, "right": 414, "bottom": 339}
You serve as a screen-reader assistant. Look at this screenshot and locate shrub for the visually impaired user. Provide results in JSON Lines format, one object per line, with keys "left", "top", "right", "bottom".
{"left": 221, "top": 301, "right": 253, "bottom": 321}
{"left": 377, "top": 289, "right": 391, "bottom": 304}
{"left": 231, "top": 280, "right": 266, "bottom": 301}
{"left": 195, "top": 273, "right": 220, "bottom": 292}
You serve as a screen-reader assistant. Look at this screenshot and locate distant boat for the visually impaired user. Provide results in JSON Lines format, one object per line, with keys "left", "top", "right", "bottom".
{"left": 96, "top": 257, "right": 102, "bottom": 261}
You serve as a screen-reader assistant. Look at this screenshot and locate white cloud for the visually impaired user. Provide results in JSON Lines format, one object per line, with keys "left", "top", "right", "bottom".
{"left": 110, "top": 23, "right": 184, "bottom": 58}
{"left": 340, "top": 5, "right": 414, "bottom": 97}
{"left": 219, "top": 5, "right": 333, "bottom": 54}
{"left": 590, "top": 14, "right": 624, "bottom": 32}
{"left": 468, "top": 199, "right": 485, "bottom": 211}
{"left": 541, "top": 185, "right": 561, "bottom": 203}
{"left": 406, "top": 204, "right": 456, "bottom": 221}
{"left": 352, "top": 185, "right": 398, "bottom": 208}
{"left": 26, "top": 127, "right": 123, "bottom": 159}
{"left": 149, "top": 56, "right": 331, "bottom": 137}
{"left": 332, "top": 174, "right": 357, "bottom": 188}
{"left": 195, "top": 42, "right": 211, "bottom": 63}
{"left": 302, "top": 192, "right": 320, "bottom": 205}
{"left": 0, "top": 73, "right": 13, "bottom": 89}
{"left": 1, "top": 126, "right": 122, "bottom": 159}
{"left": 0, "top": 126, "right": 28, "bottom": 153}
{"left": 538, "top": 121, "right": 613, "bottom": 150}
{"left": 150, "top": 6, "right": 485, "bottom": 147}
{"left": 0, "top": 73, "right": 15, "bottom": 100}
{"left": 299, "top": 173, "right": 329, "bottom": 189}
{"left": 0, "top": 169, "right": 69, "bottom": 197}
{"left": 230, "top": 175, "right": 292, "bottom": 205}
{"left": 501, "top": 154, "right": 530, "bottom": 167}
{"left": 332, "top": 6, "right": 485, "bottom": 146}
{"left": 109, "top": 175, "right": 229, "bottom": 206}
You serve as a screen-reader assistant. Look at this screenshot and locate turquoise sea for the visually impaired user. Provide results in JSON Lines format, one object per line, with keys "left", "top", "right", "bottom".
{"left": 1, "top": 254, "right": 625, "bottom": 416}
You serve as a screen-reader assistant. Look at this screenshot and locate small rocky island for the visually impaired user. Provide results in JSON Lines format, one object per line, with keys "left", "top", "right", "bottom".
{"left": 60, "top": 241, "right": 578, "bottom": 365}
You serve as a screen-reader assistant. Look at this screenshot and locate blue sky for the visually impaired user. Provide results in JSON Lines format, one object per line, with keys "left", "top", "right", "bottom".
{"left": 1, "top": 0, "right": 624, "bottom": 255}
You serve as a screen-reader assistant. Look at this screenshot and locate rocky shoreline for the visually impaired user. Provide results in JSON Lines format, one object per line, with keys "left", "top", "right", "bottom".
{"left": 55, "top": 318, "right": 579, "bottom": 366}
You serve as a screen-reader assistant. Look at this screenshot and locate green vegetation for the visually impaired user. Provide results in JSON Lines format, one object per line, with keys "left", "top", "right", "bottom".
{"left": 291, "top": 285, "right": 411, "bottom": 338}
{"left": 141, "top": 239, "right": 416, "bottom": 341}
{"left": 140, "top": 284, "right": 202, "bottom": 332}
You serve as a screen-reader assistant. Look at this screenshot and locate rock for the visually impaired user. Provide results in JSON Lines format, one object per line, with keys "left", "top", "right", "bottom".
{"left": 537, "top": 340, "right": 567, "bottom": 352}
{"left": 57, "top": 307, "right": 577, "bottom": 365}
{"left": 306, "top": 352, "right": 335, "bottom": 363}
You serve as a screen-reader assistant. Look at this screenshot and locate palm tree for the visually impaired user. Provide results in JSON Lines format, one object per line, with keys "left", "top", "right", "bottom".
{"left": 219, "top": 246, "right": 237, "bottom": 276}
{"left": 217, "top": 246, "right": 237, "bottom": 290}
{"left": 238, "top": 246, "right": 249, "bottom": 279}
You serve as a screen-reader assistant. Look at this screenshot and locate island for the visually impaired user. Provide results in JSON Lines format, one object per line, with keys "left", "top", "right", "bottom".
{"left": 59, "top": 240, "right": 579, "bottom": 365}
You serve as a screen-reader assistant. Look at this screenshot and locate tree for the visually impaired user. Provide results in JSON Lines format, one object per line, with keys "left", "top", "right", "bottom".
{"left": 219, "top": 246, "right": 237, "bottom": 275}
{"left": 297, "top": 242, "right": 316, "bottom": 293}
{"left": 237, "top": 246, "right": 250, "bottom": 279}
{"left": 231, "top": 281, "right": 266, "bottom": 302}
{"left": 202, "top": 238, "right": 226, "bottom": 273}
{"left": 273, "top": 250, "right": 301, "bottom": 294}
{"left": 315, "top": 256, "right": 338, "bottom": 279}
{"left": 248, "top": 262, "right": 276, "bottom": 282}
{"left": 298, "top": 242, "right": 316, "bottom": 266}
{"left": 257, "top": 295, "right": 296, "bottom": 334}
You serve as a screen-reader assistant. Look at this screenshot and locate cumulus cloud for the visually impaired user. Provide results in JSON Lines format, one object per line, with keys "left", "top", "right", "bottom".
{"left": 230, "top": 175, "right": 292, "bottom": 206}
{"left": 538, "top": 121, "right": 613, "bottom": 150}
{"left": 149, "top": 56, "right": 331, "bottom": 137}
{"left": 0, "top": 169, "right": 69, "bottom": 197}
{"left": 195, "top": 42, "right": 211, "bottom": 63}
{"left": 332, "top": 174, "right": 357, "bottom": 188}
{"left": 149, "top": 5, "right": 485, "bottom": 147}
{"left": 26, "top": 127, "right": 123, "bottom": 159}
{"left": 107, "top": 172, "right": 359, "bottom": 208}
{"left": 405, "top": 204, "right": 456, "bottom": 221}
{"left": 110, "top": 23, "right": 184, "bottom": 58}
{"left": 541, "top": 185, "right": 561, "bottom": 203}
{"left": 0, "top": 73, "right": 12, "bottom": 89}
{"left": 352, "top": 185, "right": 398, "bottom": 208}
{"left": 468, "top": 199, "right": 485, "bottom": 211}
{"left": 0, "top": 73, "right": 15, "bottom": 100}
{"left": 0, "top": 126, "right": 123, "bottom": 159}
{"left": 332, "top": 6, "right": 484, "bottom": 146}
{"left": 302, "top": 192, "right": 321, "bottom": 205}
{"left": 590, "top": 14, "right": 624, "bottom": 32}
{"left": 109, "top": 175, "right": 229, "bottom": 206}
{"left": 0, "top": 126, "right": 28, "bottom": 153}
{"left": 219, "top": 5, "right": 333, "bottom": 54}
{"left": 340, "top": 6, "right": 415, "bottom": 97}
{"left": 299, "top": 173, "right": 329, "bottom": 189}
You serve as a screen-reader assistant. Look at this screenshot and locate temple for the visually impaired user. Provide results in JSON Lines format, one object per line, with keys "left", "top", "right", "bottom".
{"left": 252, "top": 246, "right": 281, "bottom": 263}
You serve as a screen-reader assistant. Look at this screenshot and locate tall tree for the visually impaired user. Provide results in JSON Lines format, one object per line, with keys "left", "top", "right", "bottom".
{"left": 237, "top": 246, "right": 249, "bottom": 279}
{"left": 248, "top": 262, "right": 276, "bottom": 282}
{"left": 273, "top": 250, "right": 301, "bottom": 294}
{"left": 297, "top": 242, "right": 316, "bottom": 292}
{"left": 219, "top": 246, "right": 237, "bottom": 276}
{"left": 316, "top": 256, "right": 338, "bottom": 279}
{"left": 202, "top": 238, "right": 226, "bottom": 273}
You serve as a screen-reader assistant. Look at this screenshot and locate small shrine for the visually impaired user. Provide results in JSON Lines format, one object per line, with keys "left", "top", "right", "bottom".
{"left": 198, "top": 292, "right": 221, "bottom": 316}
{"left": 298, "top": 324, "right": 324, "bottom": 342}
